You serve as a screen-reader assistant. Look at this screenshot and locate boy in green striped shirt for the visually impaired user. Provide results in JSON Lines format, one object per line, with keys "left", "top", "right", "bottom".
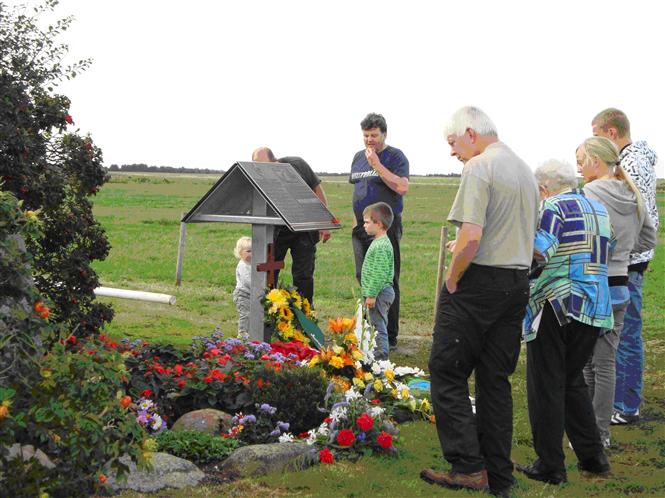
{"left": 361, "top": 202, "right": 396, "bottom": 360}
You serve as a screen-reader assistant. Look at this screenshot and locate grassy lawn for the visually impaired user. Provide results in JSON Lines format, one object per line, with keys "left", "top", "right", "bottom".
{"left": 94, "top": 172, "right": 665, "bottom": 497}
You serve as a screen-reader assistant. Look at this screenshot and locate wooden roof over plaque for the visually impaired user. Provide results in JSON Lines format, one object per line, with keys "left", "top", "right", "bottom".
{"left": 182, "top": 161, "right": 342, "bottom": 232}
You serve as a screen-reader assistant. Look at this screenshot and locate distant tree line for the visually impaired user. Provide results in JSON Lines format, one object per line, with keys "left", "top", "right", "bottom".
{"left": 107, "top": 164, "right": 461, "bottom": 177}
{"left": 107, "top": 163, "right": 225, "bottom": 175}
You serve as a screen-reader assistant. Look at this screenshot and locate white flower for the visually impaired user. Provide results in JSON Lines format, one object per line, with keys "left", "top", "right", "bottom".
{"left": 139, "top": 400, "right": 154, "bottom": 411}
{"left": 368, "top": 406, "right": 385, "bottom": 418}
{"left": 377, "top": 359, "right": 395, "bottom": 371}
{"left": 394, "top": 366, "right": 425, "bottom": 377}
{"left": 278, "top": 432, "right": 295, "bottom": 443}
{"left": 331, "top": 406, "right": 348, "bottom": 422}
{"left": 150, "top": 414, "right": 163, "bottom": 431}
{"left": 344, "top": 388, "right": 362, "bottom": 402}
{"left": 371, "top": 363, "right": 382, "bottom": 375}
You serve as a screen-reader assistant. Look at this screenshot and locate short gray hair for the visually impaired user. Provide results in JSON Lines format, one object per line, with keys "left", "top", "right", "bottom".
{"left": 534, "top": 159, "right": 578, "bottom": 192}
{"left": 444, "top": 106, "right": 498, "bottom": 137}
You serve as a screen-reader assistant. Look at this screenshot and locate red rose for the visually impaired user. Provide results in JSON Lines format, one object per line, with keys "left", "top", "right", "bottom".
{"left": 336, "top": 428, "right": 356, "bottom": 447}
{"left": 141, "top": 389, "right": 153, "bottom": 398}
{"left": 204, "top": 375, "right": 213, "bottom": 383}
{"left": 210, "top": 348, "right": 220, "bottom": 356}
{"left": 64, "top": 114, "right": 73, "bottom": 124}
{"left": 177, "top": 379, "right": 186, "bottom": 388}
{"left": 377, "top": 431, "right": 393, "bottom": 449}
{"left": 356, "top": 413, "right": 374, "bottom": 432}
{"left": 319, "top": 447, "right": 334, "bottom": 464}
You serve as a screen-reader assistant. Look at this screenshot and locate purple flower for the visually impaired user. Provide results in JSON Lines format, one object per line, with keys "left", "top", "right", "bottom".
{"left": 277, "top": 421, "right": 290, "bottom": 431}
{"left": 269, "top": 429, "right": 281, "bottom": 437}
{"left": 259, "top": 403, "right": 277, "bottom": 415}
{"left": 241, "top": 414, "right": 256, "bottom": 424}
{"left": 324, "top": 382, "right": 335, "bottom": 402}
{"left": 357, "top": 432, "right": 366, "bottom": 442}
{"left": 244, "top": 351, "right": 256, "bottom": 360}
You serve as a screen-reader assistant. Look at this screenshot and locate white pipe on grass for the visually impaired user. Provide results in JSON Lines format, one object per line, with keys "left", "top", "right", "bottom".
{"left": 94, "top": 286, "right": 176, "bottom": 305}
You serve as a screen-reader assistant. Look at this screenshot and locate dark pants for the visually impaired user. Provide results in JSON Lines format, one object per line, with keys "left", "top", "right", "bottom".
{"left": 527, "top": 302, "right": 605, "bottom": 472}
{"left": 273, "top": 229, "right": 318, "bottom": 304}
{"left": 429, "top": 264, "right": 529, "bottom": 492}
{"left": 352, "top": 214, "right": 402, "bottom": 345}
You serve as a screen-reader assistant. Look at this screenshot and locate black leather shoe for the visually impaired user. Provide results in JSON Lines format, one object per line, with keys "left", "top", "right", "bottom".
{"left": 515, "top": 462, "right": 567, "bottom": 484}
{"left": 490, "top": 486, "right": 513, "bottom": 497}
{"left": 578, "top": 452, "right": 611, "bottom": 477}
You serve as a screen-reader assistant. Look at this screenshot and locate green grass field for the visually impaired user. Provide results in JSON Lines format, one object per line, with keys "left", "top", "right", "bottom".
{"left": 94, "top": 172, "right": 665, "bottom": 498}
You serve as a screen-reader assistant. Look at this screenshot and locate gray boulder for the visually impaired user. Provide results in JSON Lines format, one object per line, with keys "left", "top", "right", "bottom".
{"left": 4, "top": 444, "right": 55, "bottom": 469}
{"left": 220, "top": 442, "right": 319, "bottom": 478}
{"left": 105, "top": 452, "right": 204, "bottom": 493}
{"left": 172, "top": 408, "right": 233, "bottom": 434}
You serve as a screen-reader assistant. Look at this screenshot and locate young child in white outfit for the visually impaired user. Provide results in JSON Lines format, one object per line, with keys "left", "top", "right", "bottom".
{"left": 233, "top": 236, "right": 251, "bottom": 339}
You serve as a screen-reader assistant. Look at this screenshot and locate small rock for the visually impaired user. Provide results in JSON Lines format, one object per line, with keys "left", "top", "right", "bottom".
{"left": 220, "top": 443, "right": 318, "bottom": 479}
{"left": 172, "top": 408, "right": 233, "bottom": 434}
{"left": 5, "top": 444, "right": 55, "bottom": 469}
{"left": 104, "top": 452, "right": 204, "bottom": 493}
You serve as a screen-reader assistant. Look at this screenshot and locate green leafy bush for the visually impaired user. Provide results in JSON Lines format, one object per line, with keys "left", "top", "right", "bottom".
{"left": 1, "top": 338, "right": 148, "bottom": 497}
{"left": 248, "top": 364, "right": 328, "bottom": 435}
{"left": 155, "top": 430, "right": 238, "bottom": 464}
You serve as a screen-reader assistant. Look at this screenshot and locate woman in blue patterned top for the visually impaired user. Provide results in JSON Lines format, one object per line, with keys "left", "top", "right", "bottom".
{"left": 517, "top": 159, "right": 614, "bottom": 485}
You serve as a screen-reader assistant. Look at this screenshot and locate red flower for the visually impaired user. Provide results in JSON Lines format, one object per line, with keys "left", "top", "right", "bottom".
{"left": 336, "top": 429, "right": 356, "bottom": 447}
{"left": 324, "top": 417, "right": 332, "bottom": 424}
{"left": 298, "top": 432, "right": 310, "bottom": 439}
{"left": 256, "top": 378, "right": 265, "bottom": 389}
{"left": 203, "top": 352, "right": 211, "bottom": 359}
{"left": 370, "top": 399, "right": 381, "bottom": 405}
{"left": 64, "top": 114, "right": 73, "bottom": 124}
{"left": 177, "top": 379, "right": 186, "bottom": 388}
{"left": 356, "top": 413, "right": 374, "bottom": 432}
{"left": 331, "top": 217, "right": 340, "bottom": 225}
{"left": 174, "top": 364, "right": 183, "bottom": 376}
{"left": 67, "top": 335, "right": 77, "bottom": 345}
{"left": 210, "top": 348, "right": 220, "bottom": 356}
{"left": 319, "top": 447, "right": 334, "bottom": 464}
{"left": 377, "top": 431, "right": 393, "bottom": 449}
{"left": 204, "top": 375, "right": 213, "bottom": 383}
{"left": 141, "top": 389, "right": 153, "bottom": 398}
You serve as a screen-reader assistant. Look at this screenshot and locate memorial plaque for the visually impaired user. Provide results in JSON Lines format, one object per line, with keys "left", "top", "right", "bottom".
{"left": 181, "top": 161, "right": 341, "bottom": 342}
{"left": 182, "top": 162, "right": 340, "bottom": 231}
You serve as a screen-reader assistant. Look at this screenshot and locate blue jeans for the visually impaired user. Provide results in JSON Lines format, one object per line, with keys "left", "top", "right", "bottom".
{"left": 614, "top": 271, "right": 645, "bottom": 415}
{"left": 369, "top": 286, "right": 395, "bottom": 360}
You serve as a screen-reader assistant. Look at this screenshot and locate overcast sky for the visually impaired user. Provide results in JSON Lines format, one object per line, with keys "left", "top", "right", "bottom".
{"left": 11, "top": 0, "right": 664, "bottom": 176}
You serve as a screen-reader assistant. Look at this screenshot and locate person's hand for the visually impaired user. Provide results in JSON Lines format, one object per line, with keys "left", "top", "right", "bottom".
{"left": 445, "top": 277, "right": 458, "bottom": 294}
{"left": 320, "top": 229, "right": 331, "bottom": 243}
{"left": 365, "top": 296, "right": 376, "bottom": 308}
{"left": 365, "top": 147, "right": 380, "bottom": 170}
{"left": 446, "top": 239, "right": 457, "bottom": 252}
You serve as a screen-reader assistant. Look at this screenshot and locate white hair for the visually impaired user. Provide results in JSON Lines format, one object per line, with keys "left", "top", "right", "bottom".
{"left": 534, "top": 159, "right": 578, "bottom": 192}
{"left": 444, "top": 106, "right": 498, "bottom": 137}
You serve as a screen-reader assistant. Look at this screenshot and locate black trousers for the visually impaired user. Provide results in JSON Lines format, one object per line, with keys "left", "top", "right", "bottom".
{"left": 429, "top": 264, "right": 529, "bottom": 492}
{"left": 352, "top": 214, "right": 402, "bottom": 344}
{"left": 526, "top": 302, "right": 604, "bottom": 473}
{"left": 273, "top": 229, "right": 318, "bottom": 304}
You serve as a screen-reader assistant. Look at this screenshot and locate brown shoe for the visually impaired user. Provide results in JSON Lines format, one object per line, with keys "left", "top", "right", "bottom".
{"left": 420, "top": 468, "right": 489, "bottom": 491}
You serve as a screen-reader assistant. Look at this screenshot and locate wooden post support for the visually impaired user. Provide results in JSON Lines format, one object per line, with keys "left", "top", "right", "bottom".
{"left": 434, "top": 226, "right": 449, "bottom": 320}
{"left": 175, "top": 212, "right": 186, "bottom": 286}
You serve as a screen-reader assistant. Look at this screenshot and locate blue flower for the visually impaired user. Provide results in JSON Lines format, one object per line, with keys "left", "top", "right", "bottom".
{"left": 357, "top": 432, "right": 366, "bottom": 442}
{"left": 277, "top": 421, "right": 290, "bottom": 431}
{"left": 259, "top": 403, "right": 277, "bottom": 415}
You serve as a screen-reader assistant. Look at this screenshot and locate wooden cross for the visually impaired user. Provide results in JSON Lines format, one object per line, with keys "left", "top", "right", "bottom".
{"left": 256, "top": 242, "right": 284, "bottom": 288}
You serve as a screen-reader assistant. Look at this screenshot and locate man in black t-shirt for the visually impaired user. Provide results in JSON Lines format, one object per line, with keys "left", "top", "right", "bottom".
{"left": 251, "top": 147, "right": 330, "bottom": 304}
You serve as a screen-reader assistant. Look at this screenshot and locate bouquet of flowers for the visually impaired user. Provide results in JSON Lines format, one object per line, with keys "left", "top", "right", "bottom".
{"left": 305, "top": 385, "right": 399, "bottom": 462}
{"left": 223, "top": 402, "right": 294, "bottom": 444}
{"left": 365, "top": 359, "right": 432, "bottom": 421}
{"left": 308, "top": 317, "right": 366, "bottom": 390}
{"left": 133, "top": 397, "right": 167, "bottom": 435}
{"left": 262, "top": 285, "right": 316, "bottom": 345}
